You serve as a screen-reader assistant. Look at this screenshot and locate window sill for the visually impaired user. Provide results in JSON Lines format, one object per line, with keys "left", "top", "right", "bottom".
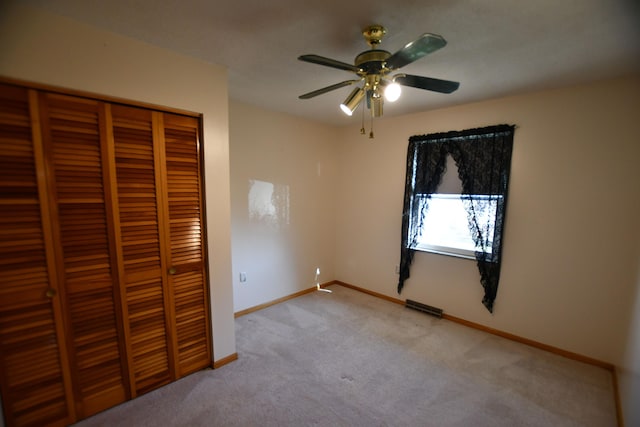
{"left": 411, "top": 244, "right": 477, "bottom": 261}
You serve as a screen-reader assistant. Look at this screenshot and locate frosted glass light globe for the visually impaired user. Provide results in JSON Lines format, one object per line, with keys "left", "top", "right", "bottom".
{"left": 384, "top": 82, "right": 401, "bottom": 102}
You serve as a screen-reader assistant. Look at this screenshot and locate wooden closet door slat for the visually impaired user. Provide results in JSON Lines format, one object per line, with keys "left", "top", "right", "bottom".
{"left": 0, "top": 84, "right": 73, "bottom": 426}
{"left": 39, "top": 93, "right": 127, "bottom": 418}
{"left": 111, "top": 105, "right": 173, "bottom": 395}
{"left": 161, "top": 114, "right": 211, "bottom": 376}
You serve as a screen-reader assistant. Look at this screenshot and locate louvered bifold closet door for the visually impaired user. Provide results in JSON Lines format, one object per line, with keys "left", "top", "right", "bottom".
{"left": 0, "top": 85, "right": 74, "bottom": 426}
{"left": 160, "top": 113, "right": 211, "bottom": 376}
{"left": 110, "top": 105, "right": 174, "bottom": 396}
{"left": 38, "top": 93, "right": 129, "bottom": 419}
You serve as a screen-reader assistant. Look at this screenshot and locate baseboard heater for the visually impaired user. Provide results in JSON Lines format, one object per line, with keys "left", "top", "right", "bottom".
{"left": 405, "top": 299, "right": 443, "bottom": 318}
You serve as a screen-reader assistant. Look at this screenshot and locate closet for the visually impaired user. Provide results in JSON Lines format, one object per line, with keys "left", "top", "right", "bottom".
{"left": 0, "top": 82, "right": 211, "bottom": 426}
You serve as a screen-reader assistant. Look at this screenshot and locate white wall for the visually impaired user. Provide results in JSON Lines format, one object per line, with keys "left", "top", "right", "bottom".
{"left": 0, "top": 5, "right": 236, "bottom": 362}
{"left": 229, "top": 101, "right": 338, "bottom": 312}
{"left": 335, "top": 75, "right": 640, "bottom": 366}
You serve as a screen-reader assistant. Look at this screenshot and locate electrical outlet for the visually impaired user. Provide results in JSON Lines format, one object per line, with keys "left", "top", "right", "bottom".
{"left": 239, "top": 272, "right": 247, "bottom": 283}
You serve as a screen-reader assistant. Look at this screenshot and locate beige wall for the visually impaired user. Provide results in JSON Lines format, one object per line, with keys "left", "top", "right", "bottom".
{"left": 335, "top": 75, "right": 640, "bottom": 365}
{"left": 229, "top": 77, "right": 640, "bottom": 424}
{"left": 333, "top": 75, "right": 640, "bottom": 423}
{"left": 0, "top": 5, "right": 236, "bottom": 362}
{"left": 229, "top": 101, "right": 339, "bottom": 312}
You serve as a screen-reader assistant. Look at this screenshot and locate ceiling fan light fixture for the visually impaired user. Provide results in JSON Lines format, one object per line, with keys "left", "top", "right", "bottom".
{"left": 340, "top": 87, "right": 365, "bottom": 116}
{"left": 372, "top": 96, "right": 383, "bottom": 117}
{"left": 384, "top": 82, "right": 402, "bottom": 102}
{"left": 298, "top": 25, "right": 459, "bottom": 132}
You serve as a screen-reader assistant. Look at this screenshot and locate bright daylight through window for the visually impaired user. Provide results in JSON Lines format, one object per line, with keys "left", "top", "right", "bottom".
{"left": 411, "top": 193, "right": 500, "bottom": 259}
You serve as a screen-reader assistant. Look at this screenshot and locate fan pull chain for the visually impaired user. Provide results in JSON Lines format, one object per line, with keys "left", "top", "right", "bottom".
{"left": 369, "top": 111, "right": 374, "bottom": 139}
{"left": 360, "top": 99, "right": 366, "bottom": 135}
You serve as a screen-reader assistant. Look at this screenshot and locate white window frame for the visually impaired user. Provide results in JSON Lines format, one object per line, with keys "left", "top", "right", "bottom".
{"left": 410, "top": 193, "right": 501, "bottom": 260}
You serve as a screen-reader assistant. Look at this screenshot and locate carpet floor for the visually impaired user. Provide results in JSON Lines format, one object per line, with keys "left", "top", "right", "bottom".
{"left": 74, "top": 284, "right": 617, "bottom": 426}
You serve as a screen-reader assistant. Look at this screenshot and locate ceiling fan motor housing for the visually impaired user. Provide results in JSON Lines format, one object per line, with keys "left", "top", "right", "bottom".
{"left": 355, "top": 50, "right": 391, "bottom": 75}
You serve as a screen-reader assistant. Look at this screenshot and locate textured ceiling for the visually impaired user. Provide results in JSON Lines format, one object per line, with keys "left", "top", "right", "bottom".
{"left": 15, "top": 0, "right": 640, "bottom": 126}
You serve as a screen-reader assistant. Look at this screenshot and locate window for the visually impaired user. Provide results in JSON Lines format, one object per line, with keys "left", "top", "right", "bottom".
{"left": 411, "top": 193, "right": 501, "bottom": 259}
{"left": 398, "top": 124, "right": 515, "bottom": 313}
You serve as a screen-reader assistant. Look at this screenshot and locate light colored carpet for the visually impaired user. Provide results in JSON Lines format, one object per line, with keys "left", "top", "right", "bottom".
{"left": 74, "top": 285, "right": 617, "bottom": 426}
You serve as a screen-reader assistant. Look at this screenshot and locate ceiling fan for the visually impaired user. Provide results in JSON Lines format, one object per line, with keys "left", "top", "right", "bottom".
{"left": 298, "top": 25, "right": 459, "bottom": 136}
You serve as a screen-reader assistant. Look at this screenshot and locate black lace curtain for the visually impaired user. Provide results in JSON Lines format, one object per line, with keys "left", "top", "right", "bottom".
{"left": 398, "top": 124, "right": 515, "bottom": 312}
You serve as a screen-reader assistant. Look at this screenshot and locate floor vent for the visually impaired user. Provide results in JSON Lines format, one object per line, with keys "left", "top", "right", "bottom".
{"left": 405, "top": 299, "right": 443, "bottom": 318}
